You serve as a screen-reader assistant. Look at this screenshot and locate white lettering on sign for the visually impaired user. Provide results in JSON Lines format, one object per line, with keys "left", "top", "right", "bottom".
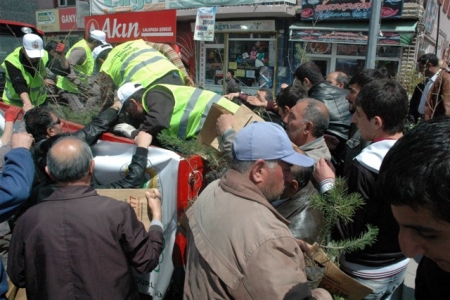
{"left": 102, "top": 18, "right": 139, "bottom": 39}
{"left": 62, "top": 14, "right": 76, "bottom": 23}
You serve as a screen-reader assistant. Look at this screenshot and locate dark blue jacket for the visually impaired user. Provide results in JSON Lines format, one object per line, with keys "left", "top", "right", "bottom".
{"left": 0, "top": 147, "right": 35, "bottom": 299}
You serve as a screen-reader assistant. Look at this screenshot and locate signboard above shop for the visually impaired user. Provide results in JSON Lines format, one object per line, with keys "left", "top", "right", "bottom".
{"left": 36, "top": 7, "right": 78, "bottom": 32}
{"left": 290, "top": 21, "right": 417, "bottom": 46}
{"left": 91, "top": 0, "right": 296, "bottom": 14}
{"left": 85, "top": 10, "right": 176, "bottom": 43}
{"left": 301, "top": 0, "right": 404, "bottom": 20}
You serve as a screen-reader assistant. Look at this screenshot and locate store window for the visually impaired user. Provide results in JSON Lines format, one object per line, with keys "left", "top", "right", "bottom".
{"left": 227, "top": 35, "right": 276, "bottom": 95}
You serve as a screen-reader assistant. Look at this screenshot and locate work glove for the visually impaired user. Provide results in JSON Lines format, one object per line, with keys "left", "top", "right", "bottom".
{"left": 5, "top": 106, "right": 23, "bottom": 122}
{"left": 114, "top": 123, "right": 136, "bottom": 139}
{"left": 55, "top": 42, "right": 65, "bottom": 54}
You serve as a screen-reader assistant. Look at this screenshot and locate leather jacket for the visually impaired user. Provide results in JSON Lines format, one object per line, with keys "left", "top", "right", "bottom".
{"left": 308, "top": 81, "right": 352, "bottom": 141}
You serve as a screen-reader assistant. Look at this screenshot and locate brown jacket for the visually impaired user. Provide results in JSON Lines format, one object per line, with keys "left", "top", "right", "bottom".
{"left": 8, "top": 185, "right": 163, "bottom": 300}
{"left": 425, "top": 70, "right": 450, "bottom": 120}
{"left": 183, "top": 169, "right": 331, "bottom": 300}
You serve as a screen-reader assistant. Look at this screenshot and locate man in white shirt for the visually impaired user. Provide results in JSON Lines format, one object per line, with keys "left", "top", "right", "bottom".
{"left": 416, "top": 53, "right": 440, "bottom": 116}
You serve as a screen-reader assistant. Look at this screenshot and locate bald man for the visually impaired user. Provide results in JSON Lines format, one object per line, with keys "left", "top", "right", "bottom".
{"left": 284, "top": 98, "right": 331, "bottom": 162}
{"left": 326, "top": 71, "right": 348, "bottom": 89}
{"left": 8, "top": 136, "right": 164, "bottom": 299}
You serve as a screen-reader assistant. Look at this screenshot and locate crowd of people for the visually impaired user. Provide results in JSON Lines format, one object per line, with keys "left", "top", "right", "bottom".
{"left": 0, "top": 29, "right": 449, "bottom": 300}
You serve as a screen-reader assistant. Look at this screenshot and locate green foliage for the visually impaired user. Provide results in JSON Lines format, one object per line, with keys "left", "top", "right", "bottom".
{"left": 47, "top": 102, "right": 101, "bottom": 126}
{"left": 310, "top": 177, "right": 379, "bottom": 263}
{"left": 157, "top": 129, "right": 229, "bottom": 171}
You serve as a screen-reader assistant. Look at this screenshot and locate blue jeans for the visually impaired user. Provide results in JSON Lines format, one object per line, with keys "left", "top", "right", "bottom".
{"left": 352, "top": 267, "right": 407, "bottom": 300}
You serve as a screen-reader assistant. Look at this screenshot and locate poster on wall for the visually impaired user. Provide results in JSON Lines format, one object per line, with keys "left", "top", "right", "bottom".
{"left": 301, "top": 0, "right": 404, "bottom": 20}
{"left": 91, "top": 0, "right": 166, "bottom": 14}
{"left": 423, "top": 0, "right": 438, "bottom": 34}
{"left": 36, "top": 9, "right": 60, "bottom": 32}
{"left": 76, "top": 0, "right": 90, "bottom": 28}
{"left": 194, "top": 7, "right": 216, "bottom": 42}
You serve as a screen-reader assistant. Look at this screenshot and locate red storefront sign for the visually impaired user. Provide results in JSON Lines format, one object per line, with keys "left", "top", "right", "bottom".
{"left": 59, "top": 7, "right": 78, "bottom": 31}
{"left": 85, "top": 10, "right": 176, "bottom": 43}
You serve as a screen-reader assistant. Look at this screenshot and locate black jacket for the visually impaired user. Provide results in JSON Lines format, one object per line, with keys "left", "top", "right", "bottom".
{"left": 308, "top": 81, "right": 352, "bottom": 141}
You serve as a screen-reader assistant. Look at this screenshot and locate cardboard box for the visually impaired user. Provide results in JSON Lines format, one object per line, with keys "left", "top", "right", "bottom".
{"left": 197, "top": 104, "right": 265, "bottom": 150}
{"left": 312, "top": 248, "right": 373, "bottom": 300}
{"left": 97, "top": 189, "right": 151, "bottom": 228}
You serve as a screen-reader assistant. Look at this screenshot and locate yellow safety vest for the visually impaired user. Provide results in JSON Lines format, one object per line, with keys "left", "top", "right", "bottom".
{"left": 142, "top": 84, "right": 239, "bottom": 139}
{"left": 1, "top": 47, "right": 49, "bottom": 107}
{"left": 100, "top": 39, "right": 183, "bottom": 89}
{"left": 56, "top": 39, "right": 94, "bottom": 94}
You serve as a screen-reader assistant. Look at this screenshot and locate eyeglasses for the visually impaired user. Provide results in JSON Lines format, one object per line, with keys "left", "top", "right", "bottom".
{"left": 50, "top": 117, "right": 61, "bottom": 127}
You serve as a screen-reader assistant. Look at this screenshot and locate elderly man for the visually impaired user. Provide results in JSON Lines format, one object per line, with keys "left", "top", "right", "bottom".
{"left": 315, "top": 79, "right": 410, "bottom": 299}
{"left": 8, "top": 136, "right": 164, "bottom": 299}
{"left": 378, "top": 117, "right": 450, "bottom": 299}
{"left": 285, "top": 98, "right": 331, "bottom": 162}
{"left": 183, "top": 122, "right": 331, "bottom": 300}
{"left": 326, "top": 71, "right": 348, "bottom": 89}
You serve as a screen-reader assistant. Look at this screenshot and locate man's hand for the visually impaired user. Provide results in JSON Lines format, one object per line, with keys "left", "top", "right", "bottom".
{"left": 246, "top": 95, "right": 267, "bottom": 107}
{"left": 22, "top": 102, "right": 34, "bottom": 113}
{"left": 11, "top": 132, "right": 34, "bottom": 150}
{"left": 134, "top": 131, "right": 152, "bottom": 148}
{"left": 4, "top": 106, "right": 23, "bottom": 122}
{"left": 223, "top": 92, "right": 239, "bottom": 100}
{"left": 313, "top": 158, "right": 336, "bottom": 183}
{"left": 146, "top": 189, "right": 162, "bottom": 222}
{"left": 216, "top": 114, "right": 234, "bottom": 136}
{"left": 114, "top": 123, "right": 136, "bottom": 138}
{"left": 55, "top": 42, "right": 65, "bottom": 54}
{"left": 110, "top": 100, "right": 122, "bottom": 112}
{"left": 184, "top": 75, "right": 195, "bottom": 87}
{"left": 44, "top": 79, "right": 55, "bottom": 87}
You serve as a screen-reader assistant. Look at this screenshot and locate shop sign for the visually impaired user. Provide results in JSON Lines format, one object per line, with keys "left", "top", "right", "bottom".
{"left": 213, "top": 20, "right": 275, "bottom": 32}
{"left": 59, "top": 7, "right": 78, "bottom": 31}
{"left": 301, "top": 0, "right": 404, "bottom": 20}
{"left": 167, "top": 0, "right": 295, "bottom": 9}
{"left": 85, "top": 10, "right": 176, "bottom": 43}
{"left": 291, "top": 29, "right": 407, "bottom": 46}
{"left": 36, "top": 9, "right": 60, "bottom": 32}
{"left": 91, "top": 0, "right": 166, "bottom": 15}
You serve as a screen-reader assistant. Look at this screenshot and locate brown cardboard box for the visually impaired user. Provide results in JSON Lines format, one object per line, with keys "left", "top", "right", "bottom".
{"left": 312, "top": 248, "right": 373, "bottom": 300}
{"left": 197, "top": 104, "right": 265, "bottom": 150}
{"left": 97, "top": 189, "right": 150, "bottom": 228}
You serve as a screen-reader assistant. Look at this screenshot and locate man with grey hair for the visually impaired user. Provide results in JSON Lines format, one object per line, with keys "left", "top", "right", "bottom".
{"left": 285, "top": 98, "right": 331, "bottom": 162}
{"left": 184, "top": 122, "right": 331, "bottom": 300}
{"left": 326, "top": 71, "right": 348, "bottom": 89}
{"left": 8, "top": 136, "right": 164, "bottom": 299}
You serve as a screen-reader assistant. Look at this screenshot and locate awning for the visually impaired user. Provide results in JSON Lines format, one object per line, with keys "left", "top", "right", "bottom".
{"left": 289, "top": 21, "right": 418, "bottom": 46}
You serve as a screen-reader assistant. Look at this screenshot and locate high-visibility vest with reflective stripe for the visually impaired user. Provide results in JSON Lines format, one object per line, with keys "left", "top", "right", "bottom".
{"left": 56, "top": 39, "right": 94, "bottom": 93}
{"left": 1, "top": 47, "right": 49, "bottom": 107}
{"left": 142, "top": 84, "right": 239, "bottom": 139}
{"left": 100, "top": 39, "right": 183, "bottom": 89}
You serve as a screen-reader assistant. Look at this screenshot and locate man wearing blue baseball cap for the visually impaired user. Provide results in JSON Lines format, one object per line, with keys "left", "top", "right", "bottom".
{"left": 183, "top": 122, "right": 331, "bottom": 299}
